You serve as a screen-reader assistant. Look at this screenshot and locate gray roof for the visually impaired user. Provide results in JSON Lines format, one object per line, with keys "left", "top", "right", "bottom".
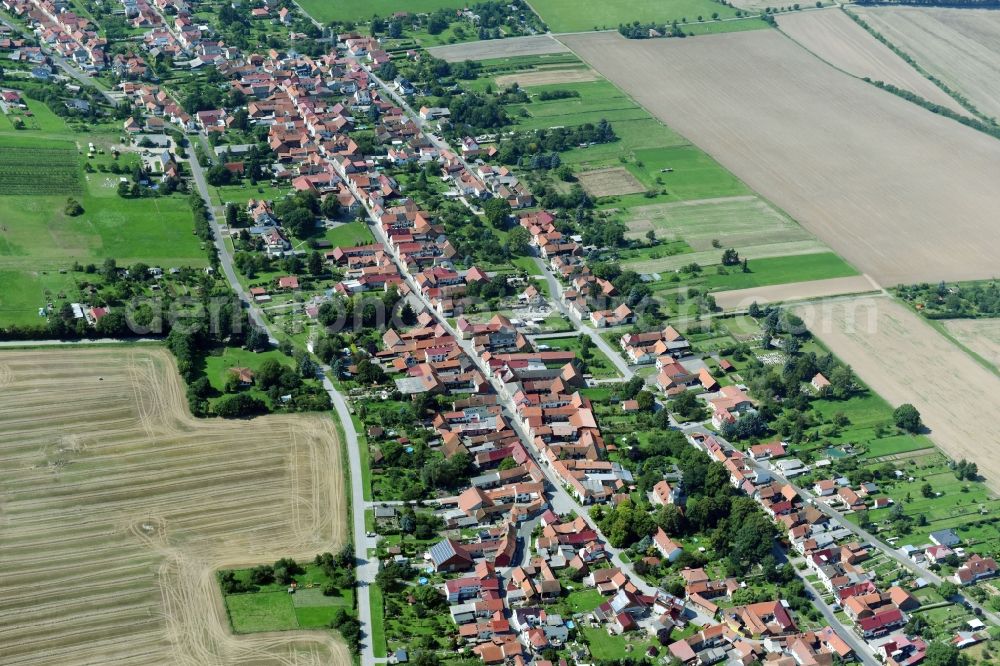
{"left": 930, "top": 529, "right": 960, "bottom": 546}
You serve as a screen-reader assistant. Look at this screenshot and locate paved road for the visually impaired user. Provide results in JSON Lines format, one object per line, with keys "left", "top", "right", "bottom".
{"left": 187, "top": 138, "right": 378, "bottom": 665}
{"left": 682, "top": 422, "right": 1000, "bottom": 627}
{"left": 323, "top": 373, "right": 379, "bottom": 666}
{"left": 0, "top": 15, "right": 119, "bottom": 106}
{"left": 532, "top": 257, "right": 635, "bottom": 379}
{"left": 774, "top": 544, "right": 879, "bottom": 666}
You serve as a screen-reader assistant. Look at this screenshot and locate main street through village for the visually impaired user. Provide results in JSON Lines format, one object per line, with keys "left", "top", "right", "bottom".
{"left": 313, "top": 42, "right": 881, "bottom": 664}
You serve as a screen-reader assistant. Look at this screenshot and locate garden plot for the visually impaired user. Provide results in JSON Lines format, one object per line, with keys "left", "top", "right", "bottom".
{"left": 578, "top": 167, "right": 646, "bottom": 197}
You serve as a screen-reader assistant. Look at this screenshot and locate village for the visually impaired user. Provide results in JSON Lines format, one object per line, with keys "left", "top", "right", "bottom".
{"left": 1, "top": 0, "right": 1000, "bottom": 664}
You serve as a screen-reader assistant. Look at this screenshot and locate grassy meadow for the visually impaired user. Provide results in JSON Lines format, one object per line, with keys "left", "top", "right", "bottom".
{"left": 0, "top": 95, "right": 206, "bottom": 327}
{"left": 296, "top": 0, "right": 464, "bottom": 22}
{"left": 528, "top": 0, "right": 748, "bottom": 32}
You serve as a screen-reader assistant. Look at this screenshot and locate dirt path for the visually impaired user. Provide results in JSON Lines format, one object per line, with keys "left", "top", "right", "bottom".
{"left": 792, "top": 296, "right": 1000, "bottom": 492}
{"left": 0, "top": 347, "right": 349, "bottom": 666}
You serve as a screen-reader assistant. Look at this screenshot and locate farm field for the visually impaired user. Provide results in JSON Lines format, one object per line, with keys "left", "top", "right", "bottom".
{"left": 621, "top": 194, "right": 830, "bottom": 270}
{"left": 711, "top": 275, "right": 879, "bottom": 310}
{"left": 776, "top": 9, "right": 965, "bottom": 114}
{"left": 481, "top": 60, "right": 755, "bottom": 208}
{"left": 0, "top": 134, "right": 82, "bottom": 195}
{"left": 527, "top": 0, "right": 746, "bottom": 32}
{"left": 941, "top": 318, "right": 1000, "bottom": 371}
{"left": 559, "top": 30, "right": 1000, "bottom": 285}
{"left": 0, "top": 347, "right": 349, "bottom": 666}
{"left": 792, "top": 296, "right": 1000, "bottom": 492}
{"left": 849, "top": 6, "right": 1000, "bottom": 121}
{"left": 295, "top": 0, "right": 463, "bottom": 22}
{"left": 427, "top": 34, "right": 568, "bottom": 62}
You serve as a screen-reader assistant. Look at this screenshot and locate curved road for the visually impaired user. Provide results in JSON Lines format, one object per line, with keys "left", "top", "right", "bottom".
{"left": 187, "top": 145, "right": 378, "bottom": 665}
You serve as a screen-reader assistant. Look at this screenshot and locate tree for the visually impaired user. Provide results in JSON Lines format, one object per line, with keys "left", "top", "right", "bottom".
{"left": 937, "top": 582, "right": 959, "bottom": 600}
{"left": 671, "top": 390, "right": 706, "bottom": 421}
{"left": 116, "top": 180, "right": 130, "bottom": 197}
{"left": 256, "top": 358, "right": 284, "bottom": 389}
{"left": 505, "top": 226, "right": 531, "bottom": 256}
{"left": 245, "top": 327, "right": 270, "bottom": 352}
{"left": 356, "top": 359, "right": 387, "bottom": 385}
{"left": 308, "top": 250, "right": 324, "bottom": 276}
{"left": 483, "top": 198, "right": 512, "bottom": 230}
{"left": 214, "top": 393, "right": 266, "bottom": 418}
{"left": 320, "top": 195, "right": 340, "bottom": 219}
{"left": 721, "top": 248, "right": 740, "bottom": 266}
{"left": 894, "top": 403, "right": 922, "bottom": 433}
{"left": 923, "top": 641, "right": 961, "bottom": 666}
{"left": 225, "top": 202, "right": 238, "bottom": 227}
{"left": 921, "top": 483, "right": 934, "bottom": 498}
{"left": 64, "top": 197, "right": 84, "bottom": 216}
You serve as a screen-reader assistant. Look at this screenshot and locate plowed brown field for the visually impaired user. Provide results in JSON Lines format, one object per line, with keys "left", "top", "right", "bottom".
{"left": 559, "top": 30, "right": 1000, "bottom": 285}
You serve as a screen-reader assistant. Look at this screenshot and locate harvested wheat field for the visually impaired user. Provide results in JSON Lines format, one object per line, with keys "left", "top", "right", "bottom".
{"left": 712, "top": 275, "right": 879, "bottom": 310}
{"left": 777, "top": 9, "right": 965, "bottom": 114}
{"left": 942, "top": 318, "right": 1000, "bottom": 370}
{"left": 578, "top": 167, "right": 645, "bottom": 197}
{"left": 850, "top": 6, "right": 1000, "bottom": 121}
{"left": 0, "top": 347, "right": 349, "bottom": 666}
{"left": 494, "top": 67, "right": 597, "bottom": 88}
{"left": 793, "top": 296, "right": 1000, "bottom": 490}
{"left": 427, "top": 34, "right": 569, "bottom": 61}
{"left": 560, "top": 30, "right": 1000, "bottom": 286}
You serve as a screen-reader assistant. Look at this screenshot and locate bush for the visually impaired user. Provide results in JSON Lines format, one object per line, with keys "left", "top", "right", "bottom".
{"left": 213, "top": 392, "right": 266, "bottom": 418}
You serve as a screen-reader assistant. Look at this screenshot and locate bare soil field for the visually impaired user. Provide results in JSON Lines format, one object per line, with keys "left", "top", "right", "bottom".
{"left": 777, "top": 9, "right": 965, "bottom": 114}
{"left": 792, "top": 296, "right": 1000, "bottom": 491}
{"left": 427, "top": 34, "right": 569, "bottom": 62}
{"left": 0, "top": 347, "right": 349, "bottom": 666}
{"left": 712, "top": 275, "right": 879, "bottom": 310}
{"left": 577, "top": 167, "right": 645, "bottom": 197}
{"left": 850, "top": 6, "right": 1000, "bottom": 121}
{"left": 559, "top": 30, "right": 1000, "bottom": 286}
{"left": 942, "top": 318, "right": 1000, "bottom": 370}
{"left": 494, "top": 67, "right": 597, "bottom": 87}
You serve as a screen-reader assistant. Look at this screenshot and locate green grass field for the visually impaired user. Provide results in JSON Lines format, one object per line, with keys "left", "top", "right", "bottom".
{"left": 203, "top": 347, "right": 295, "bottom": 392}
{"left": 697, "top": 253, "right": 858, "bottom": 291}
{"left": 369, "top": 584, "right": 387, "bottom": 658}
{"left": 535, "top": 334, "right": 621, "bottom": 378}
{"left": 486, "top": 73, "right": 750, "bottom": 207}
{"left": 296, "top": 0, "right": 463, "bottom": 22}
{"left": 223, "top": 563, "right": 355, "bottom": 634}
{"left": 323, "top": 221, "right": 374, "bottom": 247}
{"left": 0, "top": 98, "right": 207, "bottom": 327}
{"left": 529, "top": 0, "right": 746, "bottom": 32}
{"left": 226, "top": 591, "right": 300, "bottom": 632}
